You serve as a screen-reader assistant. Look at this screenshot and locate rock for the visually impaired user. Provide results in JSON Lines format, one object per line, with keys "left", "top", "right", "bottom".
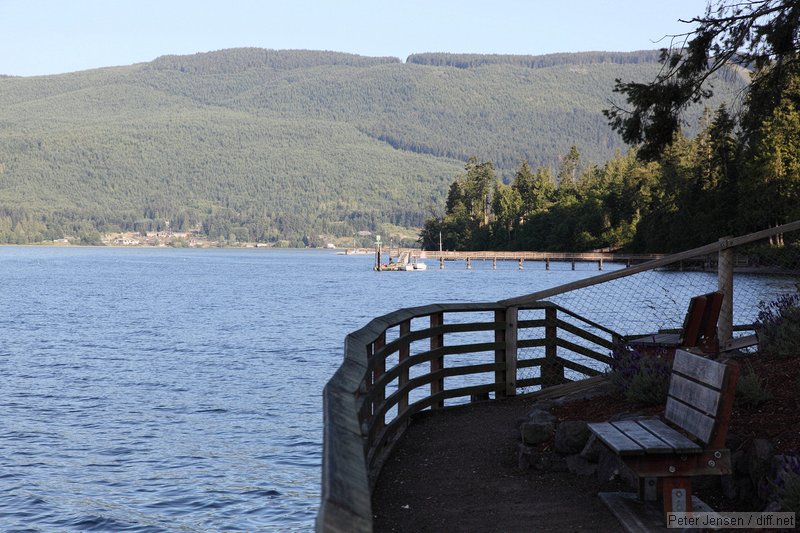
{"left": 580, "top": 434, "right": 602, "bottom": 462}
{"left": 554, "top": 421, "right": 591, "bottom": 455}
{"left": 530, "top": 399, "right": 557, "bottom": 412}
{"left": 532, "top": 451, "right": 567, "bottom": 472}
{"left": 527, "top": 408, "right": 557, "bottom": 425}
{"left": 566, "top": 454, "right": 597, "bottom": 477}
{"left": 732, "top": 449, "right": 748, "bottom": 476}
{"left": 736, "top": 476, "right": 755, "bottom": 505}
{"left": 597, "top": 446, "right": 636, "bottom": 487}
{"left": 726, "top": 433, "right": 744, "bottom": 452}
{"left": 517, "top": 443, "right": 536, "bottom": 470}
{"left": 545, "top": 454, "right": 569, "bottom": 472}
{"left": 520, "top": 420, "right": 554, "bottom": 445}
{"left": 721, "top": 475, "right": 737, "bottom": 500}
{"left": 748, "top": 438, "right": 774, "bottom": 490}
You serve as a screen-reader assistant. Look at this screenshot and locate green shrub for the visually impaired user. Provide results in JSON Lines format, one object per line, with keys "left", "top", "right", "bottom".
{"left": 735, "top": 363, "right": 772, "bottom": 408}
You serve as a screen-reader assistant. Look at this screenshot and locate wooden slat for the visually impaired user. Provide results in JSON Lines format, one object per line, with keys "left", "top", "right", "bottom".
{"left": 588, "top": 422, "right": 646, "bottom": 456}
{"left": 723, "top": 334, "right": 758, "bottom": 352}
{"left": 672, "top": 349, "right": 726, "bottom": 389}
{"left": 664, "top": 400, "right": 716, "bottom": 444}
{"left": 517, "top": 338, "right": 548, "bottom": 350}
{"left": 516, "top": 356, "right": 547, "bottom": 369}
{"left": 681, "top": 295, "right": 707, "bottom": 346}
{"left": 555, "top": 338, "right": 613, "bottom": 364}
{"left": 636, "top": 419, "right": 702, "bottom": 453}
{"left": 668, "top": 374, "right": 720, "bottom": 416}
{"left": 557, "top": 356, "right": 603, "bottom": 377}
{"left": 610, "top": 420, "right": 675, "bottom": 454}
{"left": 627, "top": 333, "right": 681, "bottom": 347}
{"left": 556, "top": 319, "right": 615, "bottom": 350}
{"left": 701, "top": 292, "right": 724, "bottom": 341}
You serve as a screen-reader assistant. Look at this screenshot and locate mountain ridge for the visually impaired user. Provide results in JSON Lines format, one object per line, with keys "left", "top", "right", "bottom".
{"left": 0, "top": 48, "right": 744, "bottom": 244}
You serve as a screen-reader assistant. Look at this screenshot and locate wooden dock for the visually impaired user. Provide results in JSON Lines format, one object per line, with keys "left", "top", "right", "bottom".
{"left": 415, "top": 250, "right": 664, "bottom": 270}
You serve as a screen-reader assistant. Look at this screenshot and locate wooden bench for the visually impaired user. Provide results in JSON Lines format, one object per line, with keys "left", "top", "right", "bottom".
{"left": 626, "top": 291, "right": 724, "bottom": 355}
{"left": 588, "top": 349, "right": 740, "bottom": 520}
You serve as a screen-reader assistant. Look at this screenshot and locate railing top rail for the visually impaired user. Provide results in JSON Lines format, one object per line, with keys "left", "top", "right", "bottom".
{"left": 500, "top": 220, "right": 800, "bottom": 307}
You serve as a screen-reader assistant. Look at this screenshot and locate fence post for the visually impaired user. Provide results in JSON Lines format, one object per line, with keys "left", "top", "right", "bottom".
{"left": 495, "top": 307, "right": 517, "bottom": 398}
{"left": 718, "top": 237, "right": 734, "bottom": 345}
{"left": 372, "top": 332, "right": 386, "bottom": 432}
{"left": 398, "top": 320, "right": 411, "bottom": 414}
{"left": 430, "top": 312, "right": 444, "bottom": 409}
{"left": 542, "top": 306, "right": 564, "bottom": 387}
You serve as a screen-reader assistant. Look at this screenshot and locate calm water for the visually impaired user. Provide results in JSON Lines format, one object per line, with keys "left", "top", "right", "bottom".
{"left": 0, "top": 247, "right": 793, "bottom": 531}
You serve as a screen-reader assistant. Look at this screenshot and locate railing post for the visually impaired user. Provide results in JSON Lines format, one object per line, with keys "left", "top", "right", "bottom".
{"left": 494, "top": 309, "right": 506, "bottom": 399}
{"left": 504, "top": 307, "right": 518, "bottom": 397}
{"left": 718, "top": 237, "right": 734, "bottom": 345}
{"left": 398, "top": 320, "right": 410, "bottom": 414}
{"left": 542, "top": 306, "right": 564, "bottom": 387}
{"left": 430, "top": 312, "right": 444, "bottom": 409}
{"left": 372, "top": 332, "right": 386, "bottom": 432}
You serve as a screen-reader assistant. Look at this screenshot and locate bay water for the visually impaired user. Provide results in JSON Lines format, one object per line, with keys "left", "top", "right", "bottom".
{"left": 0, "top": 247, "right": 791, "bottom": 531}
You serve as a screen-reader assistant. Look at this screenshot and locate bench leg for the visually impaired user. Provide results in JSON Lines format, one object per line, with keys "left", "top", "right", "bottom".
{"left": 638, "top": 477, "right": 658, "bottom": 501}
{"left": 662, "top": 477, "right": 692, "bottom": 518}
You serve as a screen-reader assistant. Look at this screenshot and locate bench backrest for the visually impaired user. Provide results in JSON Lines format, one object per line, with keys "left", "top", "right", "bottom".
{"left": 665, "top": 349, "right": 739, "bottom": 448}
{"left": 680, "top": 291, "right": 724, "bottom": 351}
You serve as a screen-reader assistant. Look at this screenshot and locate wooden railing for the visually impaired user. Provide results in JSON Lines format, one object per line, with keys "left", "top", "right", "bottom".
{"left": 318, "top": 220, "right": 800, "bottom": 533}
{"left": 317, "top": 301, "right": 618, "bottom": 532}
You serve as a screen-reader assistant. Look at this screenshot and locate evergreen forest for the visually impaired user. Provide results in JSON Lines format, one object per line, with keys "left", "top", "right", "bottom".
{"left": 0, "top": 48, "right": 743, "bottom": 246}
{"left": 421, "top": 97, "right": 800, "bottom": 253}
{"left": 421, "top": 1, "right": 800, "bottom": 254}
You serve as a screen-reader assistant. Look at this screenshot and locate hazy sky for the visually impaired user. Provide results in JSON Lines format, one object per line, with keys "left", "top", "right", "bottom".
{"left": 0, "top": 0, "right": 709, "bottom": 77}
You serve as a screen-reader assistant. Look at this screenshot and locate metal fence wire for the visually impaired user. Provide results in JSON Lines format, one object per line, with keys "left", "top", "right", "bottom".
{"left": 508, "top": 226, "right": 800, "bottom": 391}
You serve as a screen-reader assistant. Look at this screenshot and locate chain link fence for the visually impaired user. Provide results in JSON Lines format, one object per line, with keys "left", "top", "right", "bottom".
{"left": 510, "top": 225, "right": 800, "bottom": 391}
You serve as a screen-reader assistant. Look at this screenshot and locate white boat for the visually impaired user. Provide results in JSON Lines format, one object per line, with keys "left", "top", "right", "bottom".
{"left": 413, "top": 262, "right": 427, "bottom": 270}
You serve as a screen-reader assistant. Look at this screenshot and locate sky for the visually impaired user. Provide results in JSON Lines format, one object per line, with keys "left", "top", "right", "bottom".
{"left": 0, "top": 0, "right": 709, "bottom": 77}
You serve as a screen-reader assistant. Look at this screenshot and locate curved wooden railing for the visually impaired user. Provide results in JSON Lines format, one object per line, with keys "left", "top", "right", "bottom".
{"left": 316, "top": 301, "right": 618, "bottom": 532}
{"left": 318, "top": 220, "right": 800, "bottom": 533}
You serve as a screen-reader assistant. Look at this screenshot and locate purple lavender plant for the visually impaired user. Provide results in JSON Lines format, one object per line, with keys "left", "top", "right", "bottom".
{"left": 756, "top": 291, "right": 800, "bottom": 358}
{"left": 609, "top": 346, "right": 670, "bottom": 405}
{"left": 770, "top": 453, "right": 800, "bottom": 512}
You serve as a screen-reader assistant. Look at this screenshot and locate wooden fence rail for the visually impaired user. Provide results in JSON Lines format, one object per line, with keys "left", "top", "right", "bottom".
{"left": 317, "top": 301, "right": 618, "bottom": 532}
{"left": 318, "top": 220, "right": 800, "bottom": 533}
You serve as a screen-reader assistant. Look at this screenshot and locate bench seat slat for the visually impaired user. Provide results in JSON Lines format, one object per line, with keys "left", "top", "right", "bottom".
{"left": 587, "top": 422, "right": 645, "bottom": 456}
{"left": 636, "top": 419, "right": 702, "bottom": 453}
{"left": 609, "top": 420, "right": 675, "bottom": 454}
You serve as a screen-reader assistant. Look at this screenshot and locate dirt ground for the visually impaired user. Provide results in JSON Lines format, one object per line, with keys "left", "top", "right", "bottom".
{"left": 371, "top": 396, "right": 625, "bottom": 533}
{"left": 371, "top": 353, "right": 800, "bottom": 531}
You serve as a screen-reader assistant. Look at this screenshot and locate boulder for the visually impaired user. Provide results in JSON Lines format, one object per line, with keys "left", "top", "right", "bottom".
{"left": 520, "top": 420, "right": 554, "bottom": 445}
{"left": 566, "top": 454, "right": 597, "bottom": 477}
{"left": 554, "top": 421, "right": 591, "bottom": 455}
{"left": 517, "top": 443, "right": 536, "bottom": 470}
{"left": 748, "top": 438, "right": 774, "bottom": 497}
{"left": 597, "top": 446, "right": 636, "bottom": 487}
{"left": 527, "top": 408, "right": 556, "bottom": 425}
{"left": 580, "top": 434, "right": 602, "bottom": 462}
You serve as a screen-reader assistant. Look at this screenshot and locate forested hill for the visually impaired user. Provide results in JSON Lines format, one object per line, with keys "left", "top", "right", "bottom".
{"left": 0, "top": 48, "right": 743, "bottom": 245}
